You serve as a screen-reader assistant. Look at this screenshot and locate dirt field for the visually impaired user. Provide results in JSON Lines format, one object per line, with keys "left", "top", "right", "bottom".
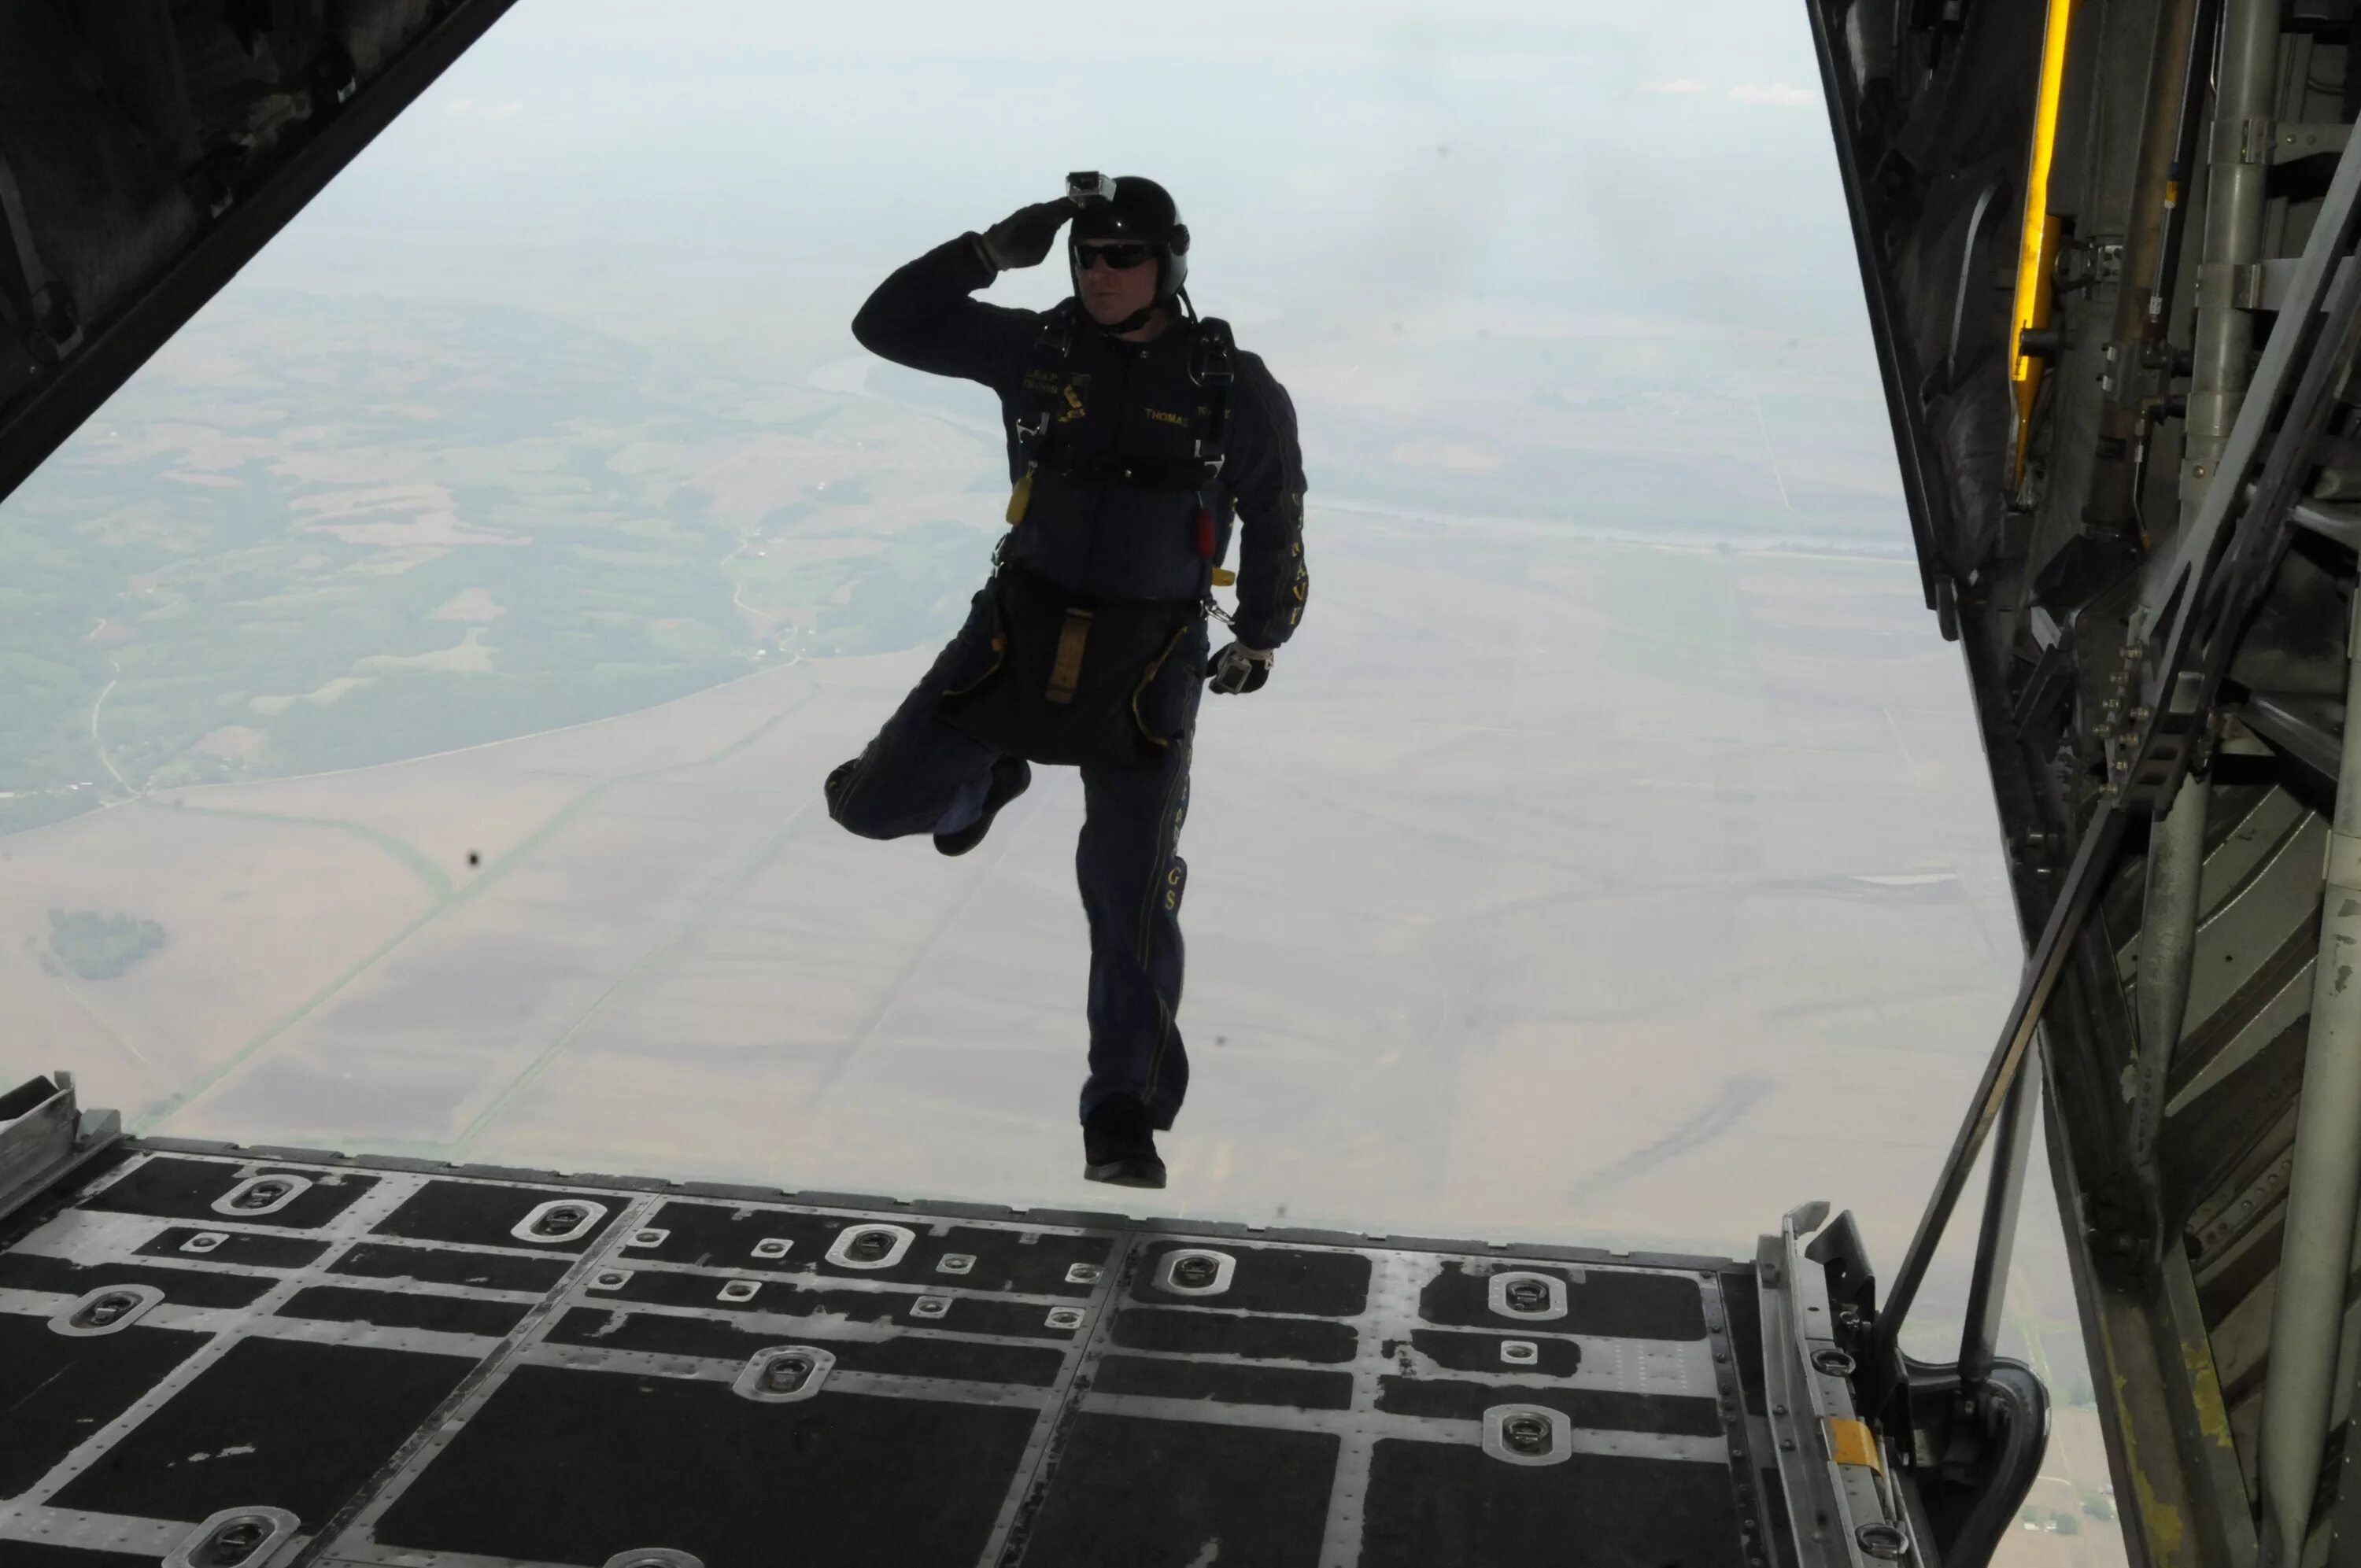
{"left": 10, "top": 525, "right": 2030, "bottom": 1253}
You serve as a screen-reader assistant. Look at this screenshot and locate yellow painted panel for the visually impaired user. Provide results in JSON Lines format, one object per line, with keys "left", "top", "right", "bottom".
{"left": 1827, "top": 1417, "right": 1884, "bottom": 1474}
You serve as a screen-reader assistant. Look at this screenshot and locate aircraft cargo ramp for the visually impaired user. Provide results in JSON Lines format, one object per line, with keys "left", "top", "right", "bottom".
{"left": 0, "top": 1082, "right": 2019, "bottom": 1568}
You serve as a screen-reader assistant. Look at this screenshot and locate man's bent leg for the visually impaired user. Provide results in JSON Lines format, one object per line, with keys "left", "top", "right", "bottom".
{"left": 1076, "top": 737, "right": 1194, "bottom": 1131}
{"left": 826, "top": 640, "right": 1009, "bottom": 843}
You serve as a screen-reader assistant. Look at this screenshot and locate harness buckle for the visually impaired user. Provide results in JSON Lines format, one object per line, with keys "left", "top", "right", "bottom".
{"left": 1188, "top": 318, "right": 1234, "bottom": 389}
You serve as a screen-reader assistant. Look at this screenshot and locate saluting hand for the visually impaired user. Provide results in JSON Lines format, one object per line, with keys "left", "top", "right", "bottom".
{"left": 978, "top": 199, "right": 1077, "bottom": 271}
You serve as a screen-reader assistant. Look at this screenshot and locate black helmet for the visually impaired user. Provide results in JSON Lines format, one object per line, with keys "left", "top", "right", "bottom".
{"left": 1070, "top": 175, "right": 1191, "bottom": 312}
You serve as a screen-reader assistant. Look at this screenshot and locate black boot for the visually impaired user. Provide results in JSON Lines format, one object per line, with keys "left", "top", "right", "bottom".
{"left": 934, "top": 756, "right": 1031, "bottom": 857}
{"left": 1083, "top": 1097, "right": 1166, "bottom": 1189}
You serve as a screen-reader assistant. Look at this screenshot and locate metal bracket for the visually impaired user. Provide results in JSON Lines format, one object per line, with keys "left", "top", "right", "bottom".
{"left": 2056, "top": 238, "right": 2124, "bottom": 293}
{"left": 2198, "top": 258, "right": 2298, "bottom": 312}
{"left": 825, "top": 1223, "right": 913, "bottom": 1270}
{"left": 212, "top": 1172, "right": 312, "bottom": 1218}
{"left": 50, "top": 1282, "right": 164, "bottom": 1337}
{"left": 2211, "top": 114, "right": 2280, "bottom": 166}
{"left": 2211, "top": 117, "right": 2354, "bottom": 165}
{"left": 1483, "top": 1404, "right": 1574, "bottom": 1467}
{"left": 2099, "top": 337, "right": 2178, "bottom": 411}
{"left": 733, "top": 1345, "right": 833, "bottom": 1404}
{"left": 509, "top": 1197, "right": 606, "bottom": 1245}
{"left": 1155, "top": 1248, "right": 1236, "bottom": 1297}
{"left": 164, "top": 1507, "right": 300, "bottom": 1568}
{"left": 0, "top": 1072, "right": 120, "bottom": 1220}
{"left": 2197, "top": 251, "right": 2360, "bottom": 315}
{"left": 1487, "top": 1269, "right": 1570, "bottom": 1322}
{"left": 2273, "top": 122, "right": 2352, "bottom": 163}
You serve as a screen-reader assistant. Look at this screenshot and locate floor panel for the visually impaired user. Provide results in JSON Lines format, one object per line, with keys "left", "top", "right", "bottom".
{"left": 0, "top": 1144, "right": 1770, "bottom": 1568}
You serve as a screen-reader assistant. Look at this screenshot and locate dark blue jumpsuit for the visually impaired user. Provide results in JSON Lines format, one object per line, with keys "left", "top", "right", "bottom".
{"left": 826, "top": 232, "right": 1309, "bottom": 1131}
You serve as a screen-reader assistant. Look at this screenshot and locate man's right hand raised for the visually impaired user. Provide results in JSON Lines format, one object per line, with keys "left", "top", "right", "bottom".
{"left": 977, "top": 198, "right": 1076, "bottom": 271}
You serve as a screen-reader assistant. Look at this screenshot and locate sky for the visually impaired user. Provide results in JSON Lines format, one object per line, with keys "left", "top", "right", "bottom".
{"left": 249, "top": 0, "right": 1873, "bottom": 358}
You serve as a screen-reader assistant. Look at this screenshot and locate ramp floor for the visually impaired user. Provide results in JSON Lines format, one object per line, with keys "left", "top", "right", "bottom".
{"left": 0, "top": 1143, "right": 1785, "bottom": 1568}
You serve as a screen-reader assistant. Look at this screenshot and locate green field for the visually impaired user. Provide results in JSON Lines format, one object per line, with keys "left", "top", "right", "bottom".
{"left": 0, "top": 291, "right": 996, "bottom": 832}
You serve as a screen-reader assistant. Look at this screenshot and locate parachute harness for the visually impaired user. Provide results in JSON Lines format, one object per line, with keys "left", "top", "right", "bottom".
{"left": 1002, "top": 297, "right": 1242, "bottom": 622}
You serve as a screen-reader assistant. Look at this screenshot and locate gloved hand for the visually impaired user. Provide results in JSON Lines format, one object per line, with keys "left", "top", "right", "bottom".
{"left": 978, "top": 198, "right": 1077, "bottom": 271}
{"left": 1206, "top": 641, "right": 1274, "bottom": 695}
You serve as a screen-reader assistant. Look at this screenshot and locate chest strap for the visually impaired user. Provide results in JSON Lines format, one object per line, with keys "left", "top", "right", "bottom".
{"left": 1031, "top": 435, "right": 1218, "bottom": 492}
{"left": 1004, "top": 308, "right": 1239, "bottom": 530}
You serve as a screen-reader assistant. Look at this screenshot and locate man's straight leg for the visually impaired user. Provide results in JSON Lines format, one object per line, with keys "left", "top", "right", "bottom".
{"left": 1076, "top": 732, "right": 1195, "bottom": 1131}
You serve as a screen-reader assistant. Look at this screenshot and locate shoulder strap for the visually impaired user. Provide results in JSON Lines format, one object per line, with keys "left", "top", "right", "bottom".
{"left": 1188, "top": 316, "right": 1236, "bottom": 481}
{"left": 1011, "top": 301, "right": 1079, "bottom": 463}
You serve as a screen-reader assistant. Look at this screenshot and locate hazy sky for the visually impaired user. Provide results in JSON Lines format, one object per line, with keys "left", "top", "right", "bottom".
{"left": 250, "top": 0, "right": 1871, "bottom": 357}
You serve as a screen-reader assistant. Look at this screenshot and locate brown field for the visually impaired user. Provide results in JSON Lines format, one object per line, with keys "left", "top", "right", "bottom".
{"left": 12, "top": 525, "right": 2030, "bottom": 1250}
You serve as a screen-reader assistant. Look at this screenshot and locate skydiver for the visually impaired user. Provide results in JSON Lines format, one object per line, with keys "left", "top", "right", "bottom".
{"left": 825, "top": 175, "right": 1310, "bottom": 1190}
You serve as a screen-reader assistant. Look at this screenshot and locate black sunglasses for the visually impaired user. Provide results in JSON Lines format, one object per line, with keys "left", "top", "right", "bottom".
{"left": 1073, "top": 241, "right": 1155, "bottom": 271}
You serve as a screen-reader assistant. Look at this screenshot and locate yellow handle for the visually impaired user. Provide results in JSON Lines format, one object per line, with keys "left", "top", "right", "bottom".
{"left": 1005, "top": 465, "right": 1036, "bottom": 526}
{"left": 1210, "top": 567, "right": 1236, "bottom": 588}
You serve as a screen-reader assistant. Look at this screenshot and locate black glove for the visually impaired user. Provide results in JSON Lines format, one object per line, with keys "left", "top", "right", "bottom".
{"left": 1206, "top": 641, "right": 1274, "bottom": 695}
{"left": 978, "top": 198, "right": 1076, "bottom": 271}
